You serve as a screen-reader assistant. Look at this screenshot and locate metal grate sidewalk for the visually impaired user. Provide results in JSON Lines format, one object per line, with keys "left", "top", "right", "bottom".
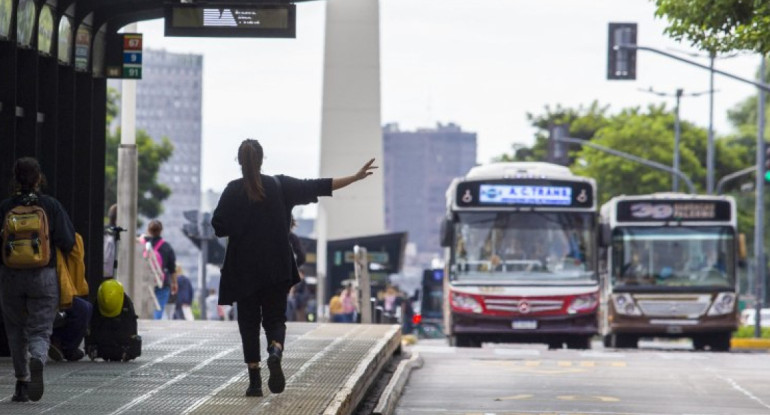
{"left": 0, "top": 321, "right": 401, "bottom": 415}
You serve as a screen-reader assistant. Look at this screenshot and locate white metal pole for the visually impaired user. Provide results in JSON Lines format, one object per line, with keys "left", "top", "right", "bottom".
{"left": 117, "top": 23, "right": 140, "bottom": 308}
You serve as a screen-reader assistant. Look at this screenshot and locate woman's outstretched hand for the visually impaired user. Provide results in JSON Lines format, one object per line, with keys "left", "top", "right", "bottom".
{"left": 355, "top": 158, "right": 378, "bottom": 181}
{"left": 332, "top": 158, "right": 378, "bottom": 191}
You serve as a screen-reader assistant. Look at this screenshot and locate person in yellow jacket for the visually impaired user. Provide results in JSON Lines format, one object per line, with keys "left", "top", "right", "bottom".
{"left": 329, "top": 289, "right": 345, "bottom": 323}
{"left": 49, "top": 233, "right": 91, "bottom": 362}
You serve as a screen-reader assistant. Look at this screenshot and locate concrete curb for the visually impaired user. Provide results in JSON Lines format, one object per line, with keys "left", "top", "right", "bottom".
{"left": 323, "top": 325, "right": 403, "bottom": 415}
{"left": 372, "top": 352, "right": 424, "bottom": 415}
{"left": 731, "top": 338, "right": 770, "bottom": 350}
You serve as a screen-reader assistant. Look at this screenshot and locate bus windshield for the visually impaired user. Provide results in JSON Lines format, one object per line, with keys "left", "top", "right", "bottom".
{"left": 611, "top": 226, "right": 734, "bottom": 288}
{"left": 452, "top": 212, "right": 596, "bottom": 283}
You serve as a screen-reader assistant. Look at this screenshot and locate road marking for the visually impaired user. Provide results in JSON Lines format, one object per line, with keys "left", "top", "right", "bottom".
{"left": 558, "top": 361, "right": 572, "bottom": 367}
{"left": 610, "top": 361, "right": 627, "bottom": 367}
{"left": 580, "top": 351, "right": 626, "bottom": 358}
{"left": 579, "top": 361, "right": 596, "bottom": 367}
{"left": 721, "top": 376, "right": 770, "bottom": 410}
{"left": 493, "top": 348, "right": 541, "bottom": 357}
{"left": 524, "top": 360, "right": 541, "bottom": 367}
{"left": 557, "top": 395, "right": 620, "bottom": 402}
{"left": 495, "top": 394, "right": 534, "bottom": 401}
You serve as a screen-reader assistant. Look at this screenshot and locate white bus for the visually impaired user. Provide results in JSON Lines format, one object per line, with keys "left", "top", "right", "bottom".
{"left": 599, "top": 193, "right": 740, "bottom": 351}
{"left": 440, "top": 162, "right": 599, "bottom": 348}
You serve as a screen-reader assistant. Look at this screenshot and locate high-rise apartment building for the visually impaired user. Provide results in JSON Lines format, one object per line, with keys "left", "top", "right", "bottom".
{"left": 383, "top": 123, "right": 477, "bottom": 265}
{"left": 111, "top": 49, "right": 203, "bottom": 287}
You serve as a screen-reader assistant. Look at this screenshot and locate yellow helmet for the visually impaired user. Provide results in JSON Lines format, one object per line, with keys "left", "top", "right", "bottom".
{"left": 97, "top": 279, "right": 124, "bottom": 318}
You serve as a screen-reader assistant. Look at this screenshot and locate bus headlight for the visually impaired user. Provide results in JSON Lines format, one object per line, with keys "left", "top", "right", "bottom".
{"left": 450, "top": 292, "right": 483, "bottom": 313}
{"left": 567, "top": 293, "right": 598, "bottom": 314}
{"left": 613, "top": 293, "right": 642, "bottom": 316}
{"left": 707, "top": 293, "right": 736, "bottom": 316}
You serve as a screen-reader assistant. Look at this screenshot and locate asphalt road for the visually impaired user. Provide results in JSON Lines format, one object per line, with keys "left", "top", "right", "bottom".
{"left": 396, "top": 339, "right": 770, "bottom": 415}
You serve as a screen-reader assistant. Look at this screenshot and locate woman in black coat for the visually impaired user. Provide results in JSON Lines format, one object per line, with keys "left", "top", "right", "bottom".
{"left": 211, "top": 139, "right": 376, "bottom": 397}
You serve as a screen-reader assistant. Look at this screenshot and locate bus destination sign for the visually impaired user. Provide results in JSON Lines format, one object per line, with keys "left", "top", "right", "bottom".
{"left": 616, "top": 200, "right": 732, "bottom": 222}
{"left": 480, "top": 184, "right": 572, "bottom": 205}
{"left": 456, "top": 179, "right": 593, "bottom": 209}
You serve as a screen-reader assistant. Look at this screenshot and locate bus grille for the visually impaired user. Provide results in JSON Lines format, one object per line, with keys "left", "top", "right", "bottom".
{"left": 636, "top": 301, "right": 709, "bottom": 317}
{"left": 483, "top": 298, "right": 563, "bottom": 314}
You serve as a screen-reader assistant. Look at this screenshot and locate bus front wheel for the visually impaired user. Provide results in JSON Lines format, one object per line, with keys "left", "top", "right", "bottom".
{"left": 566, "top": 336, "right": 592, "bottom": 349}
{"left": 449, "top": 335, "right": 481, "bottom": 348}
{"left": 604, "top": 334, "right": 638, "bottom": 349}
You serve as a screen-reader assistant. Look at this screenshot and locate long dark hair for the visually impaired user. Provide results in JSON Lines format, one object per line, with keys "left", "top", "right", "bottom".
{"left": 238, "top": 139, "right": 265, "bottom": 202}
{"left": 12, "top": 157, "right": 43, "bottom": 194}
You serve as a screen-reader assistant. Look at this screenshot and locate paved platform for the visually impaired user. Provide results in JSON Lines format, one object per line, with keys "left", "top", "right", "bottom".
{"left": 0, "top": 321, "right": 401, "bottom": 414}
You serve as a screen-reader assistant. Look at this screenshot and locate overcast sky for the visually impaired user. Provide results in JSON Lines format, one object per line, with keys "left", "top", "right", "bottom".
{"left": 135, "top": 0, "right": 761, "bottom": 201}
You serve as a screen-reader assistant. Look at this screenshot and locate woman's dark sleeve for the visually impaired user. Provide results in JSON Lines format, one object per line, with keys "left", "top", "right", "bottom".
{"left": 278, "top": 175, "right": 333, "bottom": 208}
{"left": 211, "top": 182, "right": 241, "bottom": 238}
{"left": 289, "top": 232, "right": 306, "bottom": 267}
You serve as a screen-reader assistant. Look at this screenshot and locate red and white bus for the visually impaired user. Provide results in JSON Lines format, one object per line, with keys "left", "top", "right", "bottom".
{"left": 440, "top": 162, "right": 599, "bottom": 348}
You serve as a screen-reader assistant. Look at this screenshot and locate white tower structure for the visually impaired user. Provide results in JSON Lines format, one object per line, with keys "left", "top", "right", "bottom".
{"left": 316, "top": 0, "right": 384, "bottom": 313}
{"left": 318, "top": 0, "right": 384, "bottom": 239}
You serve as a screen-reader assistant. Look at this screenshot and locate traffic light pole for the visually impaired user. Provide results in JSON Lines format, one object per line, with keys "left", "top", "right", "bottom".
{"left": 554, "top": 135, "right": 696, "bottom": 194}
{"left": 755, "top": 56, "right": 766, "bottom": 338}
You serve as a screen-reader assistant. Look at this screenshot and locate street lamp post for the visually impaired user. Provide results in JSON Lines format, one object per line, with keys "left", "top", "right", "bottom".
{"left": 639, "top": 87, "right": 711, "bottom": 192}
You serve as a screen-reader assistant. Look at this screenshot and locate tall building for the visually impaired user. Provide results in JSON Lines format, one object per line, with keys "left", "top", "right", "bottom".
{"left": 111, "top": 49, "right": 204, "bottom": 287}
{"left": 383, "top": 123, "right": 477, "bottom": 265}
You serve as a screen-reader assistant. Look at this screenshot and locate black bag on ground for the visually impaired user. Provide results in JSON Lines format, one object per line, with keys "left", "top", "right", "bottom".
{"left": 85, "top": 293, "right": 142, "bottom": 362}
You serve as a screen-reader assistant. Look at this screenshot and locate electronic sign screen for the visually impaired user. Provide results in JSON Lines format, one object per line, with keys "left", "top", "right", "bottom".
{"left": 165, "top": 4, "right": 296, "bottom": 38}
{"left": 455, "top": 179, "right": 593, "bottom": 209}
{"left": 480, "top": 184, "right": 572, "bottom": 206}
{"left": 615, "top": 200, "right": 732, "bottom": 222}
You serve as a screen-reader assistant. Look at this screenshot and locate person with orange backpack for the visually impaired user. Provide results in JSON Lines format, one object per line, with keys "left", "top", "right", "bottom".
{"left": 0, "top": 157, "right": 75, "bottom": 403}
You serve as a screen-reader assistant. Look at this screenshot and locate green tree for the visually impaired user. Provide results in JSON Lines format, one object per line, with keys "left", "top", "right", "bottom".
{"left": 496, "top": 101, "right": 610, "bottom": 162}
{"left": 653, "top": 0, "right": 770, "bottom": 54}
{"left": 568, "top": 104, "right": 748, "bottom": 204}
{"left": 104, "top": 88, "right": 174, "bottom": 220}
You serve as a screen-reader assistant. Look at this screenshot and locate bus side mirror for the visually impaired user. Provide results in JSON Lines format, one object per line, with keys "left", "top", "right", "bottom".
{"left": 598, "top": 223, "right": 611, "bottom": 247}
{"left": 440, "top": 218, "right": 454, "bottom": 247}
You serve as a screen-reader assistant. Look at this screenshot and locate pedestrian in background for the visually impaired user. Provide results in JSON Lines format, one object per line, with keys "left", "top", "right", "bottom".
{"left": 139, "top": 220, "right": 178, "bottom": 320}
{"left": 0, "top": 157, "right": 75, "bottom": 402}
{"left": 103, "top": 204, "right": 118, "bottom": 278}
{"left": 173, "top": 266, "right": 194, "bottom": 320}
{"left": 340, "top": 283, "right": 357, "bottom": 323}
{"left": 211, "top": 138, "right": 376, "bottom": 397}
{"left": 329, "top": 289, "right": 345, "bottom": 323}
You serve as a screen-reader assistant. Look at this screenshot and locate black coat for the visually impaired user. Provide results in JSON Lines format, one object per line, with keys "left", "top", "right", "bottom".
{"left": 211, "top": 175, "right": 332, "bottom": 305}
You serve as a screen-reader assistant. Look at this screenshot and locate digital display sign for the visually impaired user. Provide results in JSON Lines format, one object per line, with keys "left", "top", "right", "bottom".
{"left": 165, "top": 4, "right": 296, "bottom": 38}
{"left": 616, "top": 200, "right": 732, "bottom": 222}
{"left": 456, "top": 179, "right": 593, "bottom": 209}
{"left": 105, "top": 33, "right": 142, "bottom": 79}
{"left": 480, "top": 184, "right": 572, "bottom": 205}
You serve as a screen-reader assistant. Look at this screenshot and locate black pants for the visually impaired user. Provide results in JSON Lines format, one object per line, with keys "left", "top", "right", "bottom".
{"left": 237, "top": 285, "right": 288, "bottom": 363}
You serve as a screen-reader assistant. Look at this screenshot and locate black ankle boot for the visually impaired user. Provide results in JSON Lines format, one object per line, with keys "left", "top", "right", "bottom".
{"left": 12, "top": 381, "right": 29, "bottom": 402}
{"left": 267, "top": 343, "right": 285, "bottom": 394}
{"left": 245, "top": 368, "right": 263, "bottom": 397}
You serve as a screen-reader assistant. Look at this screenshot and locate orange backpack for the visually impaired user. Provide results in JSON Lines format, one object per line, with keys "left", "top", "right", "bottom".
{"left": 1, "top": 202, "right": 51, "bottom": 268}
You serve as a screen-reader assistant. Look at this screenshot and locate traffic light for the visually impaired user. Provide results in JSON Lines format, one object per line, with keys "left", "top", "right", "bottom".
{"left": 765, "top": 144, "right": 770, "bottom": 184}
{"left": 607, "top": 23, "right": 637, "bottom": 80}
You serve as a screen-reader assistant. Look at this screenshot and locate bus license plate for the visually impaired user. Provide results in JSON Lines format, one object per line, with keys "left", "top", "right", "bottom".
{"left": 512, "top": 320, "right": 537, "bottom": 330}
